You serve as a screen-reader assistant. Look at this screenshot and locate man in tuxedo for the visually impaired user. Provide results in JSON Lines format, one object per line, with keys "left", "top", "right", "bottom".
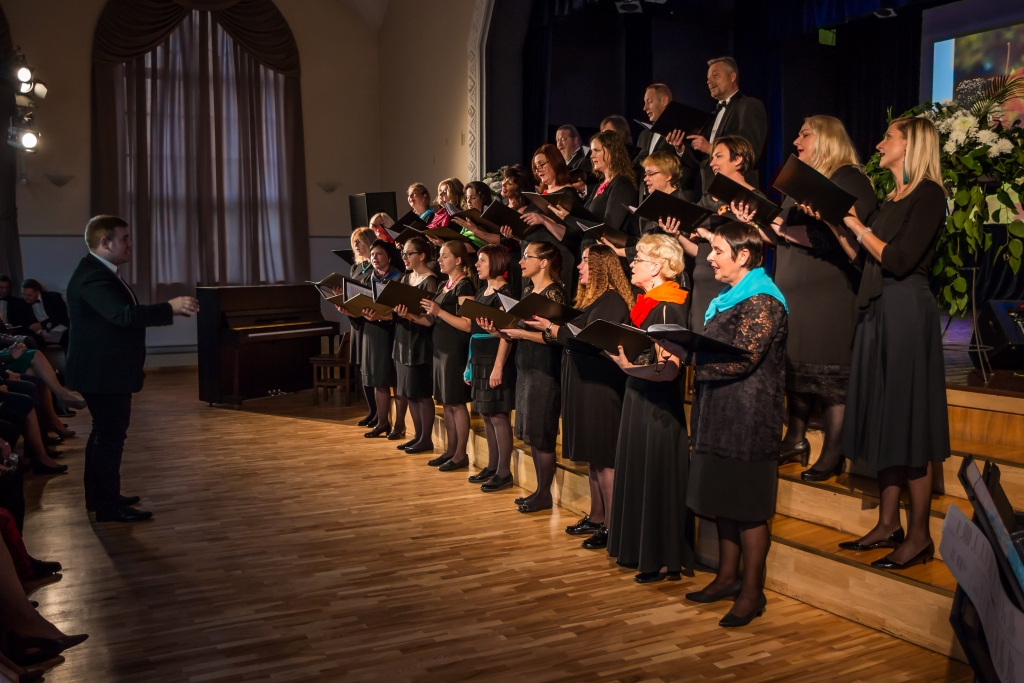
{"left": 66, "top": 215, "right": 198, "bottom": 522}
{"left": 634, "top": 83, "right": 698, "bottom": 200}
{"left": 0, "top": 276, "right": 31, "bottom": 335}
{"left": 673, "top": 57, "right": 767, "bottom": 194}
{"left": 19, "top": 279, "right": 70, "bottom": 348}
{"left": 555, "top": 125, "right": 592, "bottom": 174}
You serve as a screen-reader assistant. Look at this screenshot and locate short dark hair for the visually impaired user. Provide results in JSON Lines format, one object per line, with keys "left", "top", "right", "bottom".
{"left": 523, "top": 240, "right": 563, "bottom": 282}
{"left": 85, "top": 215, "right": 129, "bottom": 250}
{"left": 707, "top": 56, "right": 739, "bottom": 77}
{"left": 22, "top": 278, "right": 43, "bottom": 292}
{"left": 645, "top": 82, "right": 673, "bottom": 100}
{"left": 464, "top": 180, "right": 493, "bottom": 207}
{"left": 600, "top": 115, "right": 633, "bottom": 145}
{"left": 370, "top": 239, "right": 404, "bottom": 273}
{"left": 712, "top": 135, "right": 755, "bottom": 174}
{"left": 477, "top": 244, "right": 510, "bottom": 279}
{"left": 556, "top": 124, "right": 580, "bottom": 140}
{"left": 404, "top": 235, "right": 434, "bottom": 262}
{"left": 714, "top": 221, "right": 764, "bottom": 269}
{"left": 0, "top": 275, "right": 10, "bottom": 284}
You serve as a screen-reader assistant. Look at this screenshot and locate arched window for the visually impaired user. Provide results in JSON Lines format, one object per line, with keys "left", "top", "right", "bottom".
{"left": 91, "top": 0, "right": 309, "bottom": 303}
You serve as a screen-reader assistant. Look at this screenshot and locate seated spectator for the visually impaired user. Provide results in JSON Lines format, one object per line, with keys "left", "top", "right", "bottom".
{"left": 0, "top": 339, "right": 86, "bottom": 414}
{"left": 17, "top": 279, "right": 69, "bottom": 349}
{"left": 0, "top": 379, "right": 68, "bottom": 475}
{"left": 0, "top": 277, "right": 32, "bottom": 341}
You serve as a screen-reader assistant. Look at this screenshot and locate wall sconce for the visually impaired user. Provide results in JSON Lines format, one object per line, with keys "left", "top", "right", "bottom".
{"left": 44, "top": 172, "right": 74, "bottom": 187}
{"left": 317, "top": 181, "right": 340, "bottom": 194}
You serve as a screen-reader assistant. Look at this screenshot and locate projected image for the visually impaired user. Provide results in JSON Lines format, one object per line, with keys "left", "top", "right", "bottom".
{"left": 932, "top": 21, "right": 1024, "bottom": 126}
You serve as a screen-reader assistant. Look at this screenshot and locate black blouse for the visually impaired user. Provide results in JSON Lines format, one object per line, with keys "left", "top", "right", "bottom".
{"left": 393, "top": 273, "right": 438, "bottom": 366}
{"left": 470, "top": 282, "right": 516, "bottom": 361}
{"left": 431, "top": 276, "right": 476, "bottom": 352}
{"left": 585, "top": 175, "right": 638, "bottom": 235}
{"left": 692, "top": 294, "right": 788, "bottom": 461}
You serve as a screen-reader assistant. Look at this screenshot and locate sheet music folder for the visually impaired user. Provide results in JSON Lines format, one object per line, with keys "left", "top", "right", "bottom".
{"left": 480, "top": 201, "right": 535, "bottom": 239}
{"left": 706, "top": 174, "right": 783, "bottom": 228}
{"left": 373, "top": 279, "right": 431, "bottom": 315}
{"left": 506, "top": 292, "right": 581, "bottom": 325}
{"left": 457, "top": 300, "right": 520, "bottom": 329}
{"left": 332, "top": 249, "right": 355, "bottom": 266}
{"left": 633, "top": 190, "right": 713, "bottom": 229}
{"left": 523, "top": 192, "right": 599, "bottom": 223}
{"left": 569, "top": 320, "right": 651, "bottom": 362}
{"left": 645, "top": 324, "right": 748, "bottom": 355}
{"left": 579, "top": 220, "right": 629, "bottom": 249}
{"left": 423, "top": 225, "right": 473, "bottom": 244}
{"left": 772, "top": 155, "right": 859, "bottom": 225}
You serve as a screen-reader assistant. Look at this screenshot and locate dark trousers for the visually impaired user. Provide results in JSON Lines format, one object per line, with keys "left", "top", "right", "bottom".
{"left": 0, "top": 419, "right": 25, "bottom": 530}
{"left": 82, "top": 392, "right": 132, "bottom": 513}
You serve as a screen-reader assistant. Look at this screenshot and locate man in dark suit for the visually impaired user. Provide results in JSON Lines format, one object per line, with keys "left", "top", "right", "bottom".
{"left": 633, "top": 83, "right": 698, "bottom": 200}
{"left": 673, "top": 57, "right": 767, "bottom": 194}
{"left": 66, "top": 215, "right": 198, "bottom": 522}
{"left": 555, "top": 124, "right": 593, "bottom": 174}
{"left": 18, "top": 278, "right": 71, "bottom": 348}
{"left": 0, "top": 276, "right": 33, "bottom": 337}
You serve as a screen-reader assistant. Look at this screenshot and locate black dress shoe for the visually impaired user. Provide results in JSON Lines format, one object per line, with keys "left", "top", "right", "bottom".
{"left": 686, "top": 579, "right": 743, "bottom": 603}
{"left": 634, "top": 571, "right": 670, "bottom": 584}
{"left": 480, "top": 473, "right": 513, "bottom": 492}
{"left": 467, "top": 467, "right": 495, "bottom": 483}
{"left": 31, "top": 462, "right": 68, "bottom": 476}
{"left": 405, "top": 442, "right": 435, "bottom": 454}
{"left": 356, "top": 414, "right": 377, "bottom": 427}
{"left": 94, "top": 506, "right": 153, "bottom": 523}
{"left": 517, "top": 498, "right": 552, "bottom": 513}
{"left": 426, "top": 453, "right": 452, "bottom": 467}
{"left": 581, "top": 527, "right": 608, "bottom": 549}
{"left": 438, "top": 457, "right": 469, "bottom": 472}
{"left": 719, "top": 593, "right": 767, "bottom": 627}
{"left": 870, "top": 542, "right": 934, "bottom": 570}
{"left": 119, "top": 495, "right": 142, "bottom": 506}
{"left": 513, "top": 495, "right": 530, "bottom": 506}
{"left": 364, "top": 423, "right": 391, "bottom": 438}
{"left": 397, "top": 439, "right": 418, "bottom": 450}
{"left": 29, "top": 558, "right": 62, "bottom": 579}
{"left": 386, "top": 428, "right": 407, "bottom": 441}
{"left": 778, "top": 438, "right": 810, "bottom": 466}
{"left": 800, "top": 456, "right": 846, "bottom": 482}
{"left": 565, "top": 515, "right": 602, "bottom": 536}
{"left": 838, "top": 527, "right": 905, "bottom": 552}
{"left": 43, "top": 434, "right": 65, "bottom": 446}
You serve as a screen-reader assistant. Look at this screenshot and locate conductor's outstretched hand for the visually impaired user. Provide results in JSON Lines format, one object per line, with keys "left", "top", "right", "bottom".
{"left": 169, "top": 296, "right": 200, "bottom": 317}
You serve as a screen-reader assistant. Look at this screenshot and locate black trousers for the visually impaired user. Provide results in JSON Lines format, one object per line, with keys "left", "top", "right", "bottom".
{"left": 81, "top": 392, "right": 132, "bottom": 513}
{"left": 0, "top": 419, "right": 25, "bottom": 530}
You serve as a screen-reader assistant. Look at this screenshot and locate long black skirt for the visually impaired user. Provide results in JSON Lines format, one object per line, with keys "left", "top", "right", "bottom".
{"left": 841, "top": 275, "right": 950, "bottom": 474}
{"left": 607, "top": 376, "right": 694, "bottom": 574}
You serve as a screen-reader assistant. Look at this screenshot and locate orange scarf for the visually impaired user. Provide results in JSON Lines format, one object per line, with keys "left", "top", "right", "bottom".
{"left": 630, "top": 281, "right": 688, "bottom": 327}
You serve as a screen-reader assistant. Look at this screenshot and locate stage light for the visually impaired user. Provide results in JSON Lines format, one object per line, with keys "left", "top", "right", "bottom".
{"left": 16, "top": 67, "right": 32, "bottom": 83}
{"left": 874, "top": 1, "right": 897, "bottom": 18}
{"left": 18, "top": 82, "right": 32, "bottom": 94}
{"left": 31, "top": 82, "right": 47, "bottom": 100}
{"left": 615, "top": 1, "right": 642, "bottom": 13}
{"left": 8, "top": 127, "right": 38, "bottom": 153}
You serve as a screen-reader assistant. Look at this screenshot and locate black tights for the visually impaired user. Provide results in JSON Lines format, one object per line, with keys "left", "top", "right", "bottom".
{"left": 481, "top": 413, "right": 513, "bottom": 477}
{"left": 702, "top": 518, "right": 770, "bottom": 617}
{"left": 440, "top": 404, "right": 470, "bottom": 463}
{"left": 856, "top": 464, "right": 934, "bottom": 563}
{"left": 362, "top": 385, "right": 377, "bottom": 423}
{"left": 373, "top": 388, "right": 392, "bottom": 431}
{"left": 521, "top": 447, "right": 556, "bottom": 506}
{"left": 402, "top": 397, "right": 435, "bottom": 448}
{"left": 586, "top": 465, "right": 614, "bottom": 526}
{"left": 783, "top": 391, "right": 845, "bottom": 472}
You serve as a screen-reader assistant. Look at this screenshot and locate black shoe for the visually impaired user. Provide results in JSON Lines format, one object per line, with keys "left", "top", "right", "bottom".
{"left": 426, "top": 453, "right": 453, "bottom": 467}
{"left": 513, "top": 495, "right": 530, "bottom": 506}
{"left": 397, "top": 439, "right": 418, "bottom": 450}
{"left": 870, "top": 542, "right": 934, "bottom": 570}
{"left": 467, "top": 467, "right": 496, "bottom": 483}
{"left": 386, "top": 428, "right": 407, "bottom": 441}
{"left": 480, "top": 473, "right": 513, "bottom": 492}
{"left": 634, "top": 571, "right": 667, "bottom": 584}
{"left": 581, "top": 527, "right": 608, "bottom": 549}
{"left": 438, "top": 457, "right": 469, "bottom": 472}
{"left": 405, "top": 442, "right": 435, "bottom": 454}
{"left": 364, "top": 423, "right": 391, "bottom": 438}
{"left": 29, "top": 558, "right": 62, "bottom": 579}
{"left": 778, "top": 438, "right": 810, "bottom": 466}
{"left": 565, "top": 515, "right": 602, "bottom": 536}
{"left": 356, "top": 414, "right": 377, "bottom": 427}
{"left": 517, "top": 498, "right": 552, "bottom": 513}
{"left": 800, "top": 456, "right": 846, "bottom": 482}
{"left": 719, "top": 593, "right": 767, "bottom": 627}
{"left": 43, "top": 434, "right": 65, "bottom": 447}
{"left": 31, "top": 462, "right": 68, "bottom": 476}
{"left": 686, "top": 579, "right": 743, "bottom": 603}
{"left": 838, "top": 527, "right": 905, "bottom": 552}
{"left": 2, "top": 632, "right": 88, "bottom": 667}
{"left": 94, "top": 506, "right": 153, "bottom": 523}
{"left": 119, "top": 495, "right": 142, "bottom": 507}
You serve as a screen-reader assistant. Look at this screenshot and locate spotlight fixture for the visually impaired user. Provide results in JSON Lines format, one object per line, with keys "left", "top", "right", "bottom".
{"left": 615, "top": 1, "right": 642, "bottom": 13}
{"left": 5, "top": 48, "right": 48, "bottom": 155}
{"left": 8, "top": 127, "right": 39, "bottom": 153}
{"left": 18, "top": 81, "right": 32, "bottom": 94}
{"left": 15, "top": 66, "right": 32, "bottom": 83}
{"left": 31, "top": 82, "right": 47, "bottom": 100}
{"left": 873, "top": 1, "right": 897, "bottom": 18}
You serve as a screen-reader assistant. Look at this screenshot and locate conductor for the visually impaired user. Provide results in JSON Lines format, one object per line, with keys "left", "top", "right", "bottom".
{"left": 66, "top": 215, "right": 199, "bottom": 522}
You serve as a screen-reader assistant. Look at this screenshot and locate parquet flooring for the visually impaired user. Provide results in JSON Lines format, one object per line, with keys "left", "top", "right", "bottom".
{"left": 23, "top": 369, "right": 972, "bottom": 682}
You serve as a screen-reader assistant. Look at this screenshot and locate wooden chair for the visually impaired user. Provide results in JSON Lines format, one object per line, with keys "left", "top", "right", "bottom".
{"left": 310, "top": 333, "right": 358, "bottom": 405}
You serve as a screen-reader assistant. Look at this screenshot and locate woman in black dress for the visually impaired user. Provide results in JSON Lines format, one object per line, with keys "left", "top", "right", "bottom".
{"left": 761, "top": 116, "right": 878, "bottom": 479}
{"left": 466, "top": 245, "right": 517, "bottom": 492}
{"left": 606, "top": 234, "right": 692, "bottom": 583}
{"left": 390, "top": 236, "right": 439, "bottom": 454}
{"left": 356, "top": 240, "right": 403, "bottom": 438}
{"left": 490, "top": 240, "right": 567, "bottom": 513}
{"left": 411, "top": 241, "right": 477, "bottom": 470}
{"left": 525, "top": 245, "right": 634, "bottom": 549}
{"left": 576, "top": 130, "right": 637, "bottom": 235}
{"left": 677, "top": 222, "right": 788, "bottom": 628}
{"left": 347, "top": 227, "right": 377, "bottom": 427}
{"left": 826, "top": 117, "right": 949, "bottom": 570}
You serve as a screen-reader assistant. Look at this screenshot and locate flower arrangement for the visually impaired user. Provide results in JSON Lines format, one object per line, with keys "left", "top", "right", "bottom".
{"left": 865, "top": 76, "right": 1024, "bottom": 315}
{"left": 480, "top": 166, "right": 508, "bottom": 198}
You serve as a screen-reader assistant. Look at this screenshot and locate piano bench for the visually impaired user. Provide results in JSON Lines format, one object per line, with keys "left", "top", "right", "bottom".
{"left": 310, "top": 334, "right": 356, "bottom": 405}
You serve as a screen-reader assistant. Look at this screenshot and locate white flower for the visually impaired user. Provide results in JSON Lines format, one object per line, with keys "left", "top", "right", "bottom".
{"left": 949, "top": 129, "right": 968, "bottom": 147}
{"left": 944, "top": 139, "right": 959, "bottom": 154}
{"left": 951, "top": 113, "right": 979, "bottom": 137}
{"left": 993, "top": 138, "right": 1014, "bottom": 156}
{"left": 976, "top": 129, "right": 999, "bottom": 147}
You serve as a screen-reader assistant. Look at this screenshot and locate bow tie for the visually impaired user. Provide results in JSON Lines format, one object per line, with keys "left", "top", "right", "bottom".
{"left": 716, "top": 100, "right": 728, "bottom": 111}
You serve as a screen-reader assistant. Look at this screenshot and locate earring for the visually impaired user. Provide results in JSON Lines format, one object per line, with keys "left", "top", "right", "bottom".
{"left": 902, "top": 152, "right": 909, "bottom": 184}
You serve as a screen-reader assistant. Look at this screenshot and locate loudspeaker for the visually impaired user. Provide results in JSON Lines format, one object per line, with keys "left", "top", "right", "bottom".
{"left": 349, "top": 192, "right": 398, "bottom": 233}
{"left": 971, "top": 300, "right": 1024, "bottom": 370}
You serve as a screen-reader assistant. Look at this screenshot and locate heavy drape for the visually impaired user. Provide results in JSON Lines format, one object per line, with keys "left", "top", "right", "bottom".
{"left": 91, "top": 0, "right": 309, "bottom": 302}
{"left": 0, "top": 4, "right": 23, "bottom": 284}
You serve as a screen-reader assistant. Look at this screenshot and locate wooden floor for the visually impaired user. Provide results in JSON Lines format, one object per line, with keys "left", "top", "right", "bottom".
{"left": 23, "top": 370, "right": 973, "bottom": 682}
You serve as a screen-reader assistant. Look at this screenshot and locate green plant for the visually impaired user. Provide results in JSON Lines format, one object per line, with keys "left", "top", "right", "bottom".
{"left": 864, "top": 77, "right": 1024, "bottom": 316}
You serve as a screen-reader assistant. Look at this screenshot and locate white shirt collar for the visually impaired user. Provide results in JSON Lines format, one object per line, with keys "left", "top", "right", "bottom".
{"left": 91, "top": 251, "right": 119, "bottom": 274}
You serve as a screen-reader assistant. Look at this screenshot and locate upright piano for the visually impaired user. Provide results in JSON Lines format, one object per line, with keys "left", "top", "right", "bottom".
{"left": 197, "top": 285, "right": 340, "bottom": 405}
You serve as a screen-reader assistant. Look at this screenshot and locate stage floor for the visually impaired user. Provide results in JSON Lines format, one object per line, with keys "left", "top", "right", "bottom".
{"left": 26, "top": 370, "right": 972, "bottom": 682}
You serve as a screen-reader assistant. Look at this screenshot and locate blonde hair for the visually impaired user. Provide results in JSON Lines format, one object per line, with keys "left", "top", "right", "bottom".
{"left": 888, "top": 117, "right": 947, "bottom": 201}
{"left": 350, "top": 227, "right": 374, "bottom": 259}
{"left": 575, "top": 245, "right": 635, "bottom": 310}
{"left": 636, "top": 234, "right": 684, "bottom": 280}
{"left": 803, "top": 115, "right": 860, "bottom": 179}
{"left": 368, "top": 212, "right": 394, "bottom": 229}
{"left": 642, "top": 151, "right": 683, "bottom": 188}
{"left": 437, "top": 178, "right": 465, "bottom": 207}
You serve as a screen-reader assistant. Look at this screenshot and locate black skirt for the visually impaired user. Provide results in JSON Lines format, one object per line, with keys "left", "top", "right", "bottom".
{"left": 687, "top": 451, "right": 778, "bottom": 523}
{"left": 360, "top": 320, "right": 395, "bottom": 388}
{"left": 841, "top": 275, "right": 950, "bottom": 474}
{"left": 396, "top": 362, "right": 432, "bottom": 400}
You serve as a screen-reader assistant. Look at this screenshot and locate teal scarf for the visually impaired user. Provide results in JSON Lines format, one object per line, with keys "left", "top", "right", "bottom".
{"left": 704, "top": 267, "right": 787, "bottom": 325}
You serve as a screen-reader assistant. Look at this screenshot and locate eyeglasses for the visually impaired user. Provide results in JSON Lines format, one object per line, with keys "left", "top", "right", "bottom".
{"left": 632, "top": 256, "right": 654, "bottom": 265}
{"left": 402, "top": 252, "right": 422, "bottom": 258}
{"left": 521, "top": 253, "right": 543, "bottom": 260}
{"left": 532, "top": 160, "right": 549, "bottom": 170}
{"left": 643, "top": 170, "right": 662, "bottom": 178}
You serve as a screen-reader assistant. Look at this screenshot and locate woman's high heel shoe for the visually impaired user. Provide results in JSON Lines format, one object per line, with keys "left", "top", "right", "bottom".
{"left": 839, "top": 527, "right": 905, "bottom": 552}
{"left": 686, "top": 579, "right": 743, "bottom": 603}
{"left": 356, "top": 414, "right": 377, "bottom": 427}
{"left": 386, "top": 428, "right": 407, "bottom": 441}
{"left": 31, "top": 462, "right": 68, "bottom": 476}
{"left": 870, "top": 541, "right": 934, "bottom": 570}
{"left": 778, "top": 439, "right": 810, "bottom": 467}
{"left": 800, "top": 456, "right": 845, "bottom": 482}
{"left": 1, "top": 632, "right": 89, "bottom": 667}
{"left": 719, "top": 593, "right": 767, "bottom": 628}
{"left": 363, "top": 423, "right": 391, "bottom": 438}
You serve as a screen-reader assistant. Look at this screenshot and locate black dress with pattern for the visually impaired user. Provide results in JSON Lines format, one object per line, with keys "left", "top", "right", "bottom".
{"left": 513, "top": 281, "right": 566, "bottom": 452}
{"left": 393, "top": 273, "right": 438, "bottom": 400}
{"left": 431, "top": 277, "right": 476, "bottom": 405}
{"left": 607, "top": 301, "right": 693, "bottom": 575}
{"left": 469, "top": 283, "right": 517, "bottom": 415}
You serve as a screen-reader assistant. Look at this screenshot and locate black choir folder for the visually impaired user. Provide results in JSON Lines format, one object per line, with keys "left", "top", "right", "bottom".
{"left": 457, "top": 299, "right": 520, "bottom": 330}
{"left": 706, "top": 174, "right": 783, "bottom": 228}
{"left": 635, "top": 101, "right": 713, "bottom": 138}
{"left": 423, "top": 225, "right": 473, "bottom": 244}
{"left": 646, "top": 324, "right": 748, "bottom": 355}
{"left": 522, "top": 192, "right": 599, "bottom": 223}
{"left": 320, "top": 278, "right": 392, "bottom": 317}
{"left": 394, "top": 210, "right": 428, "bottom": 232}
{"left": 480, "top": 201, "right": 535, "bottom": 239}
{"left": 634, "top": 190, "right": 714, "bottom": 228}
{"left": 580, "top": 220, "right": 629, "bottom": 249}
{"left": 567, "top": 321, "right": 748, "bottom": 362}
{"left": 772, "top": 155, "right": 859, "bottom": 225}
{"left": 499, "top": 292, "right": 582, "bottom": 325}
{"left": 373, "top": 279, "right": 431, "bottom": 315}
{"left": 308, "top": 272, "right": 348, "bottom": 290}
{"left": 331, "top": 249, "right": 355, "bottom": 266}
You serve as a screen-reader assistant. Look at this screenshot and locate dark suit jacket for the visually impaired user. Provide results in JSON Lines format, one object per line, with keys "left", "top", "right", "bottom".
{"left": 680, "top": 91, "right": 767, "bottom": 193}
{"left": 65, "top": 253, "right": 174, "bottom": 394}
{"left": 566, "top": 147, "right": 593, "bottom": 175}
{"left": 0, "top": 296, "right": 31, "bottom": 331}
{"left": 14, "top": 291, "right": 70, "bottom": 331}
